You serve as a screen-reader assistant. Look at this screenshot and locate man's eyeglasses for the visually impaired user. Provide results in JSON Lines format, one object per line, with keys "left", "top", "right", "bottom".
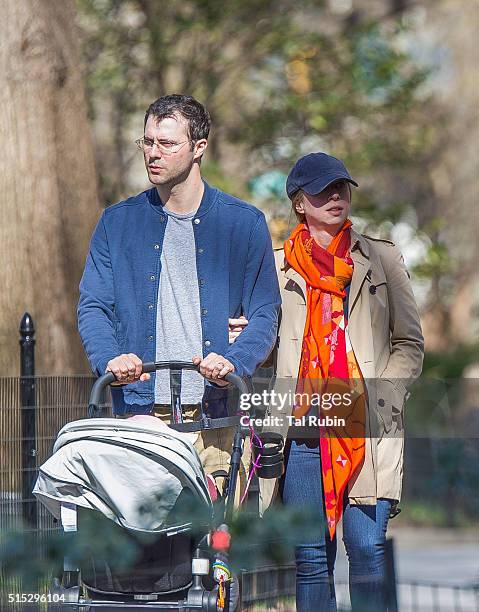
{"left": 135, "top": 137, "right": 190, "bottom": 155}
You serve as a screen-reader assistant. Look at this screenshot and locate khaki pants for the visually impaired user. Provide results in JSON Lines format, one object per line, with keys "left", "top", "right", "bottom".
{"left": 118, "top": 405, "right": 251, "bottom": 506}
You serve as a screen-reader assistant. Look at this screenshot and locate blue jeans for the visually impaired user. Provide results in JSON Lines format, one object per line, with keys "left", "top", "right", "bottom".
{"left": 282, "top": 439, "right": 392, "bottom": 612}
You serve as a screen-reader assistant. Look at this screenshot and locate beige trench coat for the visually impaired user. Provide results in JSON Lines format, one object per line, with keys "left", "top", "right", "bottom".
{"left": 259, "top": 229, "right": 424, "bottom": 513}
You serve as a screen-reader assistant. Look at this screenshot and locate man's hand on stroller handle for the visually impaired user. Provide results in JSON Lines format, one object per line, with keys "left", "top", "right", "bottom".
{"left": 192, "top": 353, "right": 234, "bottom": 386}
{"left": 90, "top": 360, "right": 248, "bottom": 412}
{"left": 106, "top": 353, "right": 151, "bottom": 384}
{"left": 106, "top": 353, "right": 234, "bottom": 386}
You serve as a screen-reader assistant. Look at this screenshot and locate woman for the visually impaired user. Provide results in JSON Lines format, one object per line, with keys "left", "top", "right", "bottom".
{"left": 230, "top": 152, "right": 424, "bottom": 611}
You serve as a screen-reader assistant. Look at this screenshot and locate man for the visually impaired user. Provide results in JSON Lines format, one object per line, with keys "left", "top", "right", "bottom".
{"left": 78, "top": 94, "right": 281, "bottom": 494}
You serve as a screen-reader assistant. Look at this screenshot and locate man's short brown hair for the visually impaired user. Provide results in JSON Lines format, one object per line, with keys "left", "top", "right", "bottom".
{"left": 144, "top": 94, "right": 211, "bottom": 142}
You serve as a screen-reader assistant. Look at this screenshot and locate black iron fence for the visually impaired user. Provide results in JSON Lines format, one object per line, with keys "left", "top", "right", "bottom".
{"left": 240, "top": 569, "right": 479, "bottom": 611}
{"left": 0, "top": 374, "right": 103, "bottom": 532}
{"left": 397, "top": 580, "right": 479, "bottom": 612}
{"left": 240, "top": 540, "right": 399, "bottom": 611}
{"left": 1, "top": 313, "right": 112, "bottom": 537}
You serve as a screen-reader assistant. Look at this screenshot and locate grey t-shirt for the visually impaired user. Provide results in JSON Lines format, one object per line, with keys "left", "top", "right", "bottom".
{"left": 155, "top": 207, "right": 204, "bottom": 404}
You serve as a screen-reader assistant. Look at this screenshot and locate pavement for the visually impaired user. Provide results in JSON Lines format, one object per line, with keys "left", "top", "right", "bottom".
{"left": 333, "top": 525, "right": 479, "bottom": 611}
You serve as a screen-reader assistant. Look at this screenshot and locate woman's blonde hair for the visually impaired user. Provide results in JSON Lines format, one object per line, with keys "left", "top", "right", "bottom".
{"left": 291, "top": 190, "right": 305, "bottom": 223}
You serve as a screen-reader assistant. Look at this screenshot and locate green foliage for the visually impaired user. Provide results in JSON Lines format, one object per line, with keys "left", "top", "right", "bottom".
{"left": 430, "top": 440, "right": 479, "bottom": 520}
{"left": 399, "top": 499, "right": 452, "bottom": 527}
{"left": 412, "top": 242, "right": 454, "bottom": 280}
{"left": 202, "top": 160, "right": 244, "bottom": 198}
{"left": 404, "top": 345, "right": 479, "bottom": 440}
{"left": 75, "top": 0, "right": 433, "bottom": 221}
{"left": 0, "top": 515, "right": 138, "bottom": 591}
{"left": 402, "top": 439, "right": 479, "bottom": 527}
{"left": 422, "top": 344, "right": 479, "bottom": 378}
{"left": 0, "top": 502, "right": 317, "bottom": 587}
{"left": 403, "top": 341, "right": 479, "bottom": 527}
{"left": 229, "top": 503, "right": 318, "bottom": 571}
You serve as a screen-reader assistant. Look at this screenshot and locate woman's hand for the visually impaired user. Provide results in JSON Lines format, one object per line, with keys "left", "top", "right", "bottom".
{"left": 228, "top": 316, "right": 249, "bottom": 344}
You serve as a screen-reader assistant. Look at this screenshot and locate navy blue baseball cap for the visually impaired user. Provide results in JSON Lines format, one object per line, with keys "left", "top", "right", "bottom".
{"left": 286, "top": 152, "right": 358, "bottom": 199}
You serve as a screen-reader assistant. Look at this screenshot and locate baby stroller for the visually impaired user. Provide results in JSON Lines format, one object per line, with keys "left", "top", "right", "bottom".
{"left": 33, "top": 361, "right": 258, "bottom": 612}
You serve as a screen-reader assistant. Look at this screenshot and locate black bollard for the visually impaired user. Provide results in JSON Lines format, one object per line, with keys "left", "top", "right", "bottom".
{"left": 19, "top": 312, "right": 37, "bottom": 528}
{"left": 384, "top": 537, "right": 398, "bottom": 611}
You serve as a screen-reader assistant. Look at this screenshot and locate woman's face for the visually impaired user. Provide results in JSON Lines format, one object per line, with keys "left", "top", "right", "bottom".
{"left": 295, "top": 180, "right": 351, "bottom": 229}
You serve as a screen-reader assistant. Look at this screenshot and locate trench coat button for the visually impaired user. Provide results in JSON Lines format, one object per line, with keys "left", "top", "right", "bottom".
{"left": 194, "top": 218, "right": 200, "bottom": 224}
{"left": 378, "top": 398, "right": 385, "bottom": 407}
{"left": 204, "top": 340, "right": 211, "bottom": 347}
{"left": 369, "top": 285, "right": 377, "bottom": 294}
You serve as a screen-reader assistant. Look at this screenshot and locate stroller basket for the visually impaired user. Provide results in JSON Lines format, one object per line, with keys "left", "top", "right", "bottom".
{"left": 78, "top": 507, "right": 195, "bottom": 596}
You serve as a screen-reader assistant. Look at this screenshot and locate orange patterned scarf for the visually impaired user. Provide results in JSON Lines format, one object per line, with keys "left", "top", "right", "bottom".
{"left": 284, "top": 220, "right": 366, "bottom": 540}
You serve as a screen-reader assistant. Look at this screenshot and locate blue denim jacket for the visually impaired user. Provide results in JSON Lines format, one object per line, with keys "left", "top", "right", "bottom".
{"left": 78, "top": 181, "right": 281, "bottom": 414}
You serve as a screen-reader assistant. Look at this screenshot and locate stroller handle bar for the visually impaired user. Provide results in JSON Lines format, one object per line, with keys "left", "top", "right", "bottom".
{"left": 88, "top": 360, "right": 250, "bottom": 412}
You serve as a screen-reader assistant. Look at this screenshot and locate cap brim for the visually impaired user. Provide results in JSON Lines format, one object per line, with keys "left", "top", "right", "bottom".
{"left": 302, "top": 174, "right": 358, "bottom": 195}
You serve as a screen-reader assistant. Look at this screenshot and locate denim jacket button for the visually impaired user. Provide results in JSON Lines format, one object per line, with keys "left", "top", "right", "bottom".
{"left": 194, "top": 218, "right": 200, "bottom": 225}
{"left": 204, "top": 340, "right": 211, "bottom": 347}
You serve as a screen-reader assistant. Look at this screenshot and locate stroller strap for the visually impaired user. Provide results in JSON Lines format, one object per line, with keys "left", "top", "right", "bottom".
{"left": 170, "top": 414, "right": 242, "bottom": 433}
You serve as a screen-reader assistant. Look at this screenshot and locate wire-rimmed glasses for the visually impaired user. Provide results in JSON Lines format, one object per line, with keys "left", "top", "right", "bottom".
{"left": 135, "top": 137, "right": 190, "bottom": 155}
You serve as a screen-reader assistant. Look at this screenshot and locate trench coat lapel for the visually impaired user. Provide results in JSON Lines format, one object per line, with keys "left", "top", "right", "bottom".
{"left": 347, "top": 229, "right": 375, "bottom": 379}
{"left": 283, "top": 262, "right": 307, "bottom": 303}
{"left": 348, "top": 229, "right": 370, "bottom": 316}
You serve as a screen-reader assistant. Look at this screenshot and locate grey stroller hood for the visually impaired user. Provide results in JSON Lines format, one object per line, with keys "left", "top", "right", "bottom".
{"left": 33, "top": 416, "right": 213, "bottom": 532}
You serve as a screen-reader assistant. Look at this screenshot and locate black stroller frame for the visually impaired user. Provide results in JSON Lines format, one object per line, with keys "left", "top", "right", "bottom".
{"left": 48, "top": 361, "right": 252, "bottom": 612}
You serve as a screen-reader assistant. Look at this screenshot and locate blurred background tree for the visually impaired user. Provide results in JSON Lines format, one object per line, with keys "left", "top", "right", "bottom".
{"left": 77, "top": 0, "right": 430, "bottom": 214}
{"left": 0, "top": 0, "right": 100, "bottom": 375}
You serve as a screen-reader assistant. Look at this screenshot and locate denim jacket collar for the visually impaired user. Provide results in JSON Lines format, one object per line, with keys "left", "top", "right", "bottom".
{"left": 146, "top": 180, "right": 218, "bottom": 218}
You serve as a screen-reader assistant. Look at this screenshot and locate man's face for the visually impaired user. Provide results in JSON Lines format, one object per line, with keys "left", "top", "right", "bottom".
{"left": 142, "top": 113, "right": 206, "bottom": 186}
{"left": 296, "top": 180, "right": 351, "bottom": 228}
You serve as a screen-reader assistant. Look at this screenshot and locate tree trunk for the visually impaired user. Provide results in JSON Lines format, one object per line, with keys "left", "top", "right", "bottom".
{"left": 0, "top": 0, "right": 101, "bottom": 375}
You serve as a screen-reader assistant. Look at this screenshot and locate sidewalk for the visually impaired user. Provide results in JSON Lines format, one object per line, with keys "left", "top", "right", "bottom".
{"left": 334, "top": 525, "right": 479, "bottom": 611}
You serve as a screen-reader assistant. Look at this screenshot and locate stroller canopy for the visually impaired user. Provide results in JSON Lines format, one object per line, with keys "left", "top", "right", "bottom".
{"left": 33, "top": 416, "right": 212, "bottom": 532}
